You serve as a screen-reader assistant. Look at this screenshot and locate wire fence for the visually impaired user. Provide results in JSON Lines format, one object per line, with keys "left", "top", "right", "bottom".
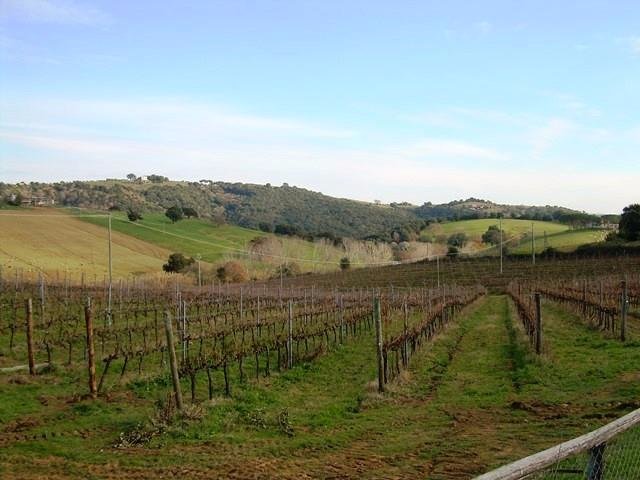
{"left": 476, "top": 408, "right": 640, "bottom": 480}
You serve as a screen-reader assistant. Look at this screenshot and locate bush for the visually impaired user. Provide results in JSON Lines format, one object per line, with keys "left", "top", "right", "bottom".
{"left": 165, "top": 205, "right": 184, "bottom": 223}
{"left": 162, "top": 253, "right": 194, "bottom": 273}
{"left": 127, "top": 208, "right": 143, "bottom": 222}
{"left": 447, "top": 233, "right": 468, "bottom": 248}
{"left": 216, "top": 261, "right": 249, "bottom": 283}
{"left": 481, "top": 225, "right": 502, "bottom": 245}
{"left": 340, "top": 257, "right": 351, "bottom": 270}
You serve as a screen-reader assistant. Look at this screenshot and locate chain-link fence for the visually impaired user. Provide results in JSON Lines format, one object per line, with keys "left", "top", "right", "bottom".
{"left": 475, "top": 408, "right": 640, "bottom": 480}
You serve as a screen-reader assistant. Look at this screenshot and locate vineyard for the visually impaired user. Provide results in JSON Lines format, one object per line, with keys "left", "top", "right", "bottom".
{"left": 0, "top": 255, "right": 639, "bottom": 479}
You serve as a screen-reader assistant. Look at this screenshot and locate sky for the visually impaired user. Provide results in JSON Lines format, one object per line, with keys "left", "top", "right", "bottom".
{"left": 1, "top": 1, "right": 639, "bottom": 214}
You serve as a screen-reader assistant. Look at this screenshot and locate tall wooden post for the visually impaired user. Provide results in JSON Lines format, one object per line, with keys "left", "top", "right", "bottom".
{"left": 84, "top": 298, "right": 97, "bottom": 398}
{"left": 374, "top": 297, "right": 384, "bottom": 393}
{"left": 403, "top": 300, "right": 409, "bottom": 368}
{"left": 164, "top": 311, "right": 184, "bottom": 411}
{"left": 25, "top": 298, "right": 35, "bottom": 375}
{"left": 620, "top": 280, "right": 628, "bottom": 342}
{"left": 287, "top": 300, "right": 293, "bottom": 368}
{"left": 534, "top": 293, "right": 542, "bottom": 355}
{"left": 339, "top": 295, "right": 344, "bottom": 344}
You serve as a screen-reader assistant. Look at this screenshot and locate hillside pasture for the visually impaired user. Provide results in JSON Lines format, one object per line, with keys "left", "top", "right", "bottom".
{"left": 510, "top": 228, "right": 608, "bottom": 254}
{"left": 0, "top": 209, "right": 170, "bottom": 278}
{"left": 423, "top": 219, "right": 568, "bottom": 244}
{"left": 78, "top": 212, "right": 398, "bottom": 279}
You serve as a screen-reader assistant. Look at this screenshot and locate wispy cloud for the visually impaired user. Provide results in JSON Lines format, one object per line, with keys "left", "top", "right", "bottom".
{"left": 1, "top": 98, "right": 356, "bottom": 140}
{"left": 528, "top": 118, "right": 574, "bottom": 153}
{"left": 474, "top": 21, "right": 492, "bottom": 35}
{"left": 399, "top": 139, "right": 508, "bottom": 162}
{"left": 0, "top": 0, "right": 110, "bottom": 25}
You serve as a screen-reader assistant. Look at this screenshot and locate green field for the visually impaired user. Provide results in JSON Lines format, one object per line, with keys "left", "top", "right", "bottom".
{"left": 78, "top": 211, "right": 378, "bottom": 278}
{"left": 423, "top": 218, "right": 607, "bottom": 254}
{"left": 80, "top": 211, "right": 267, "bottom": 264}
{"left": 511, "top": 228, "right": 608, "bottom": 254}
{"left": 423, "top": 218, "right": 569, "bottom": 243}
{"left": 1, "top": 295, "right": 638, "bottom": 478}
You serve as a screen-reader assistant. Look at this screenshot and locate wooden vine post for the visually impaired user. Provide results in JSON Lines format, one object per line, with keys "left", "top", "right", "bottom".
{"left": 620, "top": 280, "right": 628, "bottom": 343}
{"left": 287, "top": 300, "right": 293, "bottom": 369}
{"left": 25, "top": 298, "right": 35, "bottom": 375}
{"left": 84, "top": 297, "right": 97, "bottom": 399}
{"left": 374, "top": 297, "right": 384, "bottom": 393}
{"left": 534, "top": 293, "right": 542, "bottom": 355}
{"left": 164, "top": 311, "right": 184, "bottom": 411}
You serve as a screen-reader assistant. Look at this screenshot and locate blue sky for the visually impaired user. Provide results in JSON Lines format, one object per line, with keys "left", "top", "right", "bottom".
{"left": 1, "top": 0, "right": 639, "bottom": 213}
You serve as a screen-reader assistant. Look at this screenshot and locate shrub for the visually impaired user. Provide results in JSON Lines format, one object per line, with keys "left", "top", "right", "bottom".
{"left": 447, "top": 233, "right": 468, "bottom": 248}
{"left": 216, "top": 261, "right": 249, "bottom": 283}
{"left": 340, "top": 257, "right": 351, "bottom": 270}
{"left": 165, "top": 205, "right": 184, "bottom": 223}
{"left": 481, "top": 225, "right": 502, "bottom": 245}
{"left": 162, "top": 253, "right": 194, "bottom": 273}
{"left": 127, "top": 208, "right": 143, "bottom": 222}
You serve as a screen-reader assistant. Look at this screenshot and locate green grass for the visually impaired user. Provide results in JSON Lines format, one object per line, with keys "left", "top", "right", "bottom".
{"left": 511, "top": 228, "right": 608, "bottom": 254}
{"left": 423, "top": 218, "right": 569, "bottom": 243}
{"left": 79, "top": 211, "right": 265, "bottom": 264}
{"left": 423, "top": 218, "right": 606, "bottom": 254}
{"left": 77, "top": 211, "right": 392, "bottom": 277}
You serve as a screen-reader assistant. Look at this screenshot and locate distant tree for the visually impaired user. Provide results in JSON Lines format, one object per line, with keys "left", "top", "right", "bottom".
{"left": 274, "top": 224, "right": 300, "bottom": 236}
{"left": 148, "top": 174, "right": 169, "bottom": 183}
{"left": 182, "top": 207, "right": 198, "bottom": 218}
{"left": 619, "top": 204, "right": 640, "bottom": 241}
{"left": 165, "top": 205, "right": 184, "bottom": 223}
{"left": 162, "top": 253, "right": 194, "bottom": 273}
{"left": 447, "top": 232, "right": 468, "bottom": 248}
{"left": 258, "top": 222, "right": 273, "bottom": 233}
{"left": 127, "top": 207, "right": 143, "bottom": 222}
{"left": 447, "top": 246, "right": 459, "bottom": 257}
{"left": 126, "top": 173, "right": 137, "bottom": 182}
{"left": 481, "top": 225, "right": 502, "bottom": 245}
{"left": 6, "top": 192, "right": 23, "bottom": 206}
{"left": 340, "top": 257, "right": 351, "bottom": 271}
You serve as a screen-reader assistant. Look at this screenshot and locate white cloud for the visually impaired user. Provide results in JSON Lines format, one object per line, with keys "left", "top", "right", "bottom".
{"left": 0, "top": 0, "right": 110, "bottom": 25}
{"left": 528, "top": 118, "right": 574, "bottom": 153}
{"left": 399, "top": 139, "right": 508, "bottom": 161}
{"left": 0, "top": 98, "right": 356, "bottom": 140}
{"left": 474, "top": 21, "right": 492, "bottom": 35}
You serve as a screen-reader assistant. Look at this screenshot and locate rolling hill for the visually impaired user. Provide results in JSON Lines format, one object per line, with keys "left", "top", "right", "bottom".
{"left": 0, "top": 179, "right": 593, "bottom": 241}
